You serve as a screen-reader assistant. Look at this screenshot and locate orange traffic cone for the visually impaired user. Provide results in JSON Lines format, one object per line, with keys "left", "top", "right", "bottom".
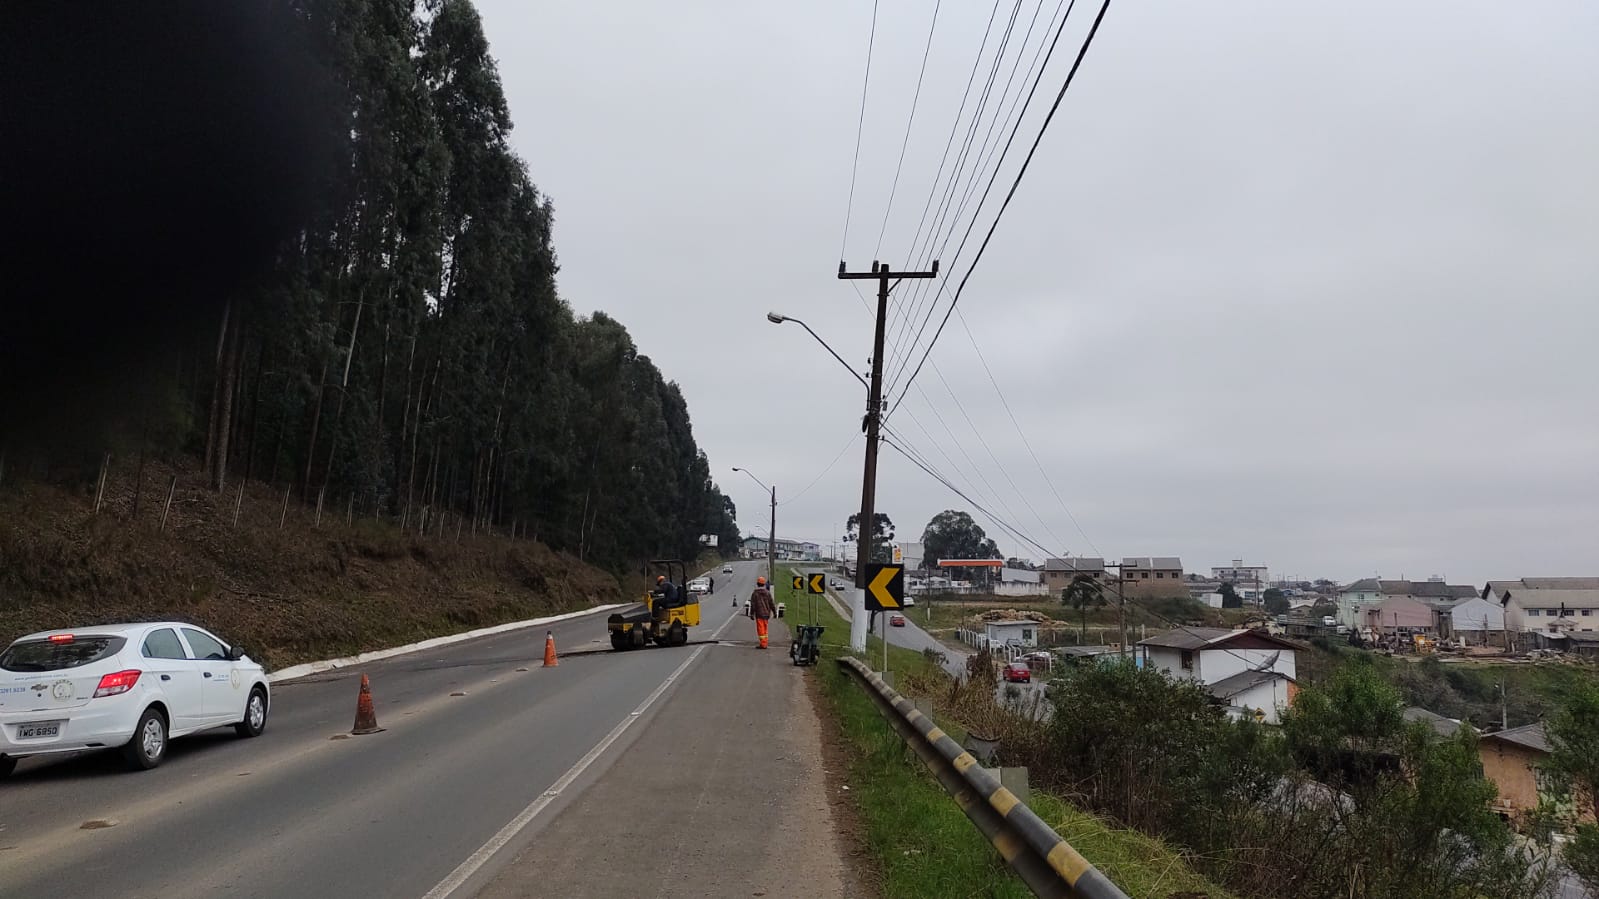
{"left": 352, "top": 673, "right": 384, "bottom": 735}
{"left": 542, "top": 631, "right": 559, "bottom": 667}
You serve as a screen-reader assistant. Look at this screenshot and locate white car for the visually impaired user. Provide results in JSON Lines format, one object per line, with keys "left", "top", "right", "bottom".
{"left": 722, "top": 566, "right": 733, "bottom": 575}
{"left": 687, "top": 578, "right": 711, "bottom": 596}
{"left": 902, "top": 596, "right": 916, "bottom": 607}
{"left": 0, "top": 623, "right": 270, "bottom": 776}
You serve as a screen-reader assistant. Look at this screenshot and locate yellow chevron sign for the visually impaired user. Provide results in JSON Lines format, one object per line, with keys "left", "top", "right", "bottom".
{"left": 807, "top": 573, "right": 826, "bottom": 594}
{"left": 865, "top": 564, "right": 904, "bottom": 611}
{"left": 792, "top": 575, "right": 804, "bottom": 591}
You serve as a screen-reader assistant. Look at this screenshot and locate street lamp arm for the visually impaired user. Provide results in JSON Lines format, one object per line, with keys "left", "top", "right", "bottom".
{"left": 767, "top": 313, "right": 869, "bottom": 390}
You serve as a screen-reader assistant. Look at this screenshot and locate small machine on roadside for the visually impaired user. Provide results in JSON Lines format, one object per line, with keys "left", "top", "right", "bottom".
{"left": 608, "top": 560, "right": 700, "bottom": 650}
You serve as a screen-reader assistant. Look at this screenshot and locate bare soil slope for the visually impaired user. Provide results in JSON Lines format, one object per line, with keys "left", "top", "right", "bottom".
{"left": 0, "top": 463, "right": 624, "bottom": 669}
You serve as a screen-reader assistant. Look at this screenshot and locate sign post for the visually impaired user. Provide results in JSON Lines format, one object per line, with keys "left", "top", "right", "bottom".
{"left": 864, "top": 563, "right": 905, "bottom": 675}
{"left": 806, "top": 572, "right": 826, "bottom": 625}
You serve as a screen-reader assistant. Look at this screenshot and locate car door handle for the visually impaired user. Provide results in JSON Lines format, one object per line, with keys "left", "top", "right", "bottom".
{"left": 203, "top": 672, "right": 213, "bottom": 678}
{"left": 160, "top": 674, "right": 171, "bottom": 681}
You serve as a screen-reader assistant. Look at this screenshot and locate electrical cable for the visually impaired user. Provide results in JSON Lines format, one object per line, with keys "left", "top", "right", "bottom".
{"left": 889, "top": 0, "right": 1113, "bottom": 416}
{"left": 839, "top": 0, "right": 881, "bottom": 263}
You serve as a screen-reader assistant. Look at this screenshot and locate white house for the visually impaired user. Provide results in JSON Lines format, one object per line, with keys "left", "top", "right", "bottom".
{"left": 1486, "top": 578, "right": 1599, "bottom": 638}
{"left": 1137, "top": 627, "right": 1299, "bottom": 724}
{"left": 996, "top": 567, "right": 1047, "bottom": 597}
{"left": 1438, "top": 595, "right": 1505, "bottom": 644}
{"left": 983, "top": 620, "right": 1041, "bottom": 651}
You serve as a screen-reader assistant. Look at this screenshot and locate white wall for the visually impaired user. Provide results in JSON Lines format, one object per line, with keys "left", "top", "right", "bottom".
{"left": 984, "top": 623, "right": 1039, "bottom": 648}
{"left": 1449, "top": 596, "right": 1505, "bottom": 633}
{"left": 1225, "top": 678, "right": 1293, "bottom": 725}
{"left": 1142, "top": 645, "right": 1188, "bottom": 679}
{"left": 1197, "top": 646, "right": 1296, "bottom": 684}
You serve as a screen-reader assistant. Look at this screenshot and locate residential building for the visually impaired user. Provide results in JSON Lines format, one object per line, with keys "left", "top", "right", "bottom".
{"left": 1484, "top": 579, "right": 1599, "bottom": 644}
{"left": 1403, "top": 706, "right": 1465, "bottom": 740}
{"left": 1478, "top": 724, "right": 1593, "bottom": 823}
{"left": 996, "top": 567, "right": 1047, "bottom": 597}
{"left": 1336, "top": 578, "right": 1475, "bottom": 628}
{"left": 984, "top": 619, "right": 1041, "bottom": 650}
{"left": 1435, "top": 595, "right": 1505, "bottom": 645}
{"left": 1042, "top": 557, "right": 1106, "bottom": 592}
{"left": 1137, "top": 627, "right": 1299, "bottom": 724}
{"left": 1120, "top": 556, "right": 1188, "bottom": 599}
{"left": 1363, "top": 594, "right": 1439, "bottom": 636}
{"left": 1212, "top": 560, "right": 1271, "bottom": 597}
{"left": 739, "top": 536, "right": 821, "bottom": 562}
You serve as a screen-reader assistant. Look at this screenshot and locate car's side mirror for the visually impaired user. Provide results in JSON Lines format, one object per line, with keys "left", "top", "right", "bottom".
{"left": 227, "top": 646, "right": 246, "bottom": 661}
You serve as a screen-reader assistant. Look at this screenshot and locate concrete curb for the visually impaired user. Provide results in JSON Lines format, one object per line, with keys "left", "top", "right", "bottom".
{"left": 268, "top": 603, "right": 629, "bottom": 683}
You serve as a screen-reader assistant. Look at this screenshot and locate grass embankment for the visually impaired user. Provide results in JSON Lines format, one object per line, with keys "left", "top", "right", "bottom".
{"left": 780, "top": 569, "right": 1235, "bottom": 899}
{"left": 0, "top": 465, "right": 628, "bottom": 669}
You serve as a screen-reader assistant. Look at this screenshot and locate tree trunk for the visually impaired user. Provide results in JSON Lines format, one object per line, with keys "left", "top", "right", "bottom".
{"left": 302, "top": 358, "right": 330, "bottom": 499}
{"left": 203, "top": 299, "right": 232, "bottom": 476}
{"left": 211, "top": 310, "right": 242, "bottom": 491}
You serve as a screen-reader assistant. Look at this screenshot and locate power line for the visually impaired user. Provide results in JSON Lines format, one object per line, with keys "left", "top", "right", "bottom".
{"left": 885, "top": 0, "right": 1028, "bottom": 368}
{"left": 890, "top": 0, "right": 1114, "bottom": 414}
{"left": 780, "top": 432, "right": 861, "bottom": 507}
{"left": 872, "top": 0, "right": 944, "bottom": 259}
{"left": 886, "top": 0, "right": 1081, "bottom": 398}
{"left": 878, "top": 0, "right": 1009, "bottom": 357}
{"left": 883, "top": 428, "right": 1281, "bottom": 672}
{"left": 886, "top": 0, "right": 1058, "bottom": 380}
{"left": 839, "top": 0, "right": 881, "bottom": 262}
{"left": 954, "top": 307, "right": 1100, "bottom": 556}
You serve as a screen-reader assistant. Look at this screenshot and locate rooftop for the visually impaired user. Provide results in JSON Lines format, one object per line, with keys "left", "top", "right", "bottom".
{"left": 1043, "top": 557, "right": 1105, "bottom": 572}
{"left": 1483, "top": 723, "right": 1551, "bottom": 754}
{"left": 1122, "top": 556, "right": 1183, "bottom": 570}
{"left": 1403, "top": 707, "right": 1465, "bottom": 739}
{"left": 1207, "top": 668, "right": 1295, "bottom": 700}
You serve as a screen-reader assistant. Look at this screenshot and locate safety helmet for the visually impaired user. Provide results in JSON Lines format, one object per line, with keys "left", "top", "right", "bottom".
{"left": 656, "top": 575, "right": 666, "bottom": 583}
{"left": 757, "top": 576, "right": 766, "bottom": 586}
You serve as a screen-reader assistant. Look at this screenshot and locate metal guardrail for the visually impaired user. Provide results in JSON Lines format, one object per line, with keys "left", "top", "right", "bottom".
{"left": 838, "top": 656, "right": 1129, "bottom": 899}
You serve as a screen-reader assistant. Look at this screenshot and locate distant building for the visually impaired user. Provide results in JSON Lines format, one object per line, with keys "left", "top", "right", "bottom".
{"left": 1212, "top": 560, "right": 1270, "bottom": 598}
{"left": 893, "top": 542, "right": 926, "bottom": 571}
{"left": 1336, "top": 578, "right": 1474, "bottom": 628}
{"left": 983, "top": 619, "right": 1041, "bottom": 651}
{"left": 1484, "top": 579, "right": 1599, "bottom": 647}
{"left": 1042, "top": 557, "right": 1106, "bottom": 592}
{"left": 997, "top": 567, "right": 1047, "bottom": 597}
{"left": 1120, "top": 556, "right": 1187, "bottom": 599}
{"left": 740, "top": 536, "right": 821, "bottom": 562}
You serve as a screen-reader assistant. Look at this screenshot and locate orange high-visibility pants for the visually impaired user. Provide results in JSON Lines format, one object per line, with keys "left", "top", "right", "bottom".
{"left": 755, "top": 617, "right": 769, "bottom": 648}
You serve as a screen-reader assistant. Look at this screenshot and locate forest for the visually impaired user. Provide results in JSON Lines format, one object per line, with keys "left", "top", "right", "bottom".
{"left": 0, "top": 0, "right": 740, "bottom": 570}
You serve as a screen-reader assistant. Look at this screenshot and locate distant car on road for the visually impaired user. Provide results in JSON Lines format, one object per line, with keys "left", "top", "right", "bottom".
{"left": 902, "top": 596, "right": 916, "bottom": 607}
{"left": 1003, "top": 661, "right": 1032, "bottom": 683}
{"left": 0, "top": 623, "right": 269, "bottom": 776}
{"left": 688, "top": 577, "right": 711, "bottom": 595}
{"left": 829, "top": 578, "right": 844, "bottom": 589}
{"left": 889, "top": 614, "right": 906, "bottom": 627}
{"left": 722, "top": 566, "right": 733, "bottom": 574}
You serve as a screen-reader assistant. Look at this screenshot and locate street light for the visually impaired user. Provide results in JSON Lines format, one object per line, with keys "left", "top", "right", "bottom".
{"left": 731, "top": 466, "right": 776, "bottom": 590}
{"left": 766, "top": 312, "right": 869, "bottom": 389}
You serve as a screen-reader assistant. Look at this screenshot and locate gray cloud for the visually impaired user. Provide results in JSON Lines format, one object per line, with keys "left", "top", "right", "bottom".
{"left": 476, "top": 0, "right": 1598, "bottom": 585}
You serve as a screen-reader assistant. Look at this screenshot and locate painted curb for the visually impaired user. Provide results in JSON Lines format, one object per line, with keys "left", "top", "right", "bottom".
{"left": 268, "top": 603, "right": 629, "bottom": 683}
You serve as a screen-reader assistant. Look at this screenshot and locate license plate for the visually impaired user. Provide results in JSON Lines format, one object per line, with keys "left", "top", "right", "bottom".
{"left": 17, "top": 721, "right": 61, "bottom": 739}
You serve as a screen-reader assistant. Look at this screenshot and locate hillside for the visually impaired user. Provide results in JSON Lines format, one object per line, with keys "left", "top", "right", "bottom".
{"left": 0, "top": 461, "right": 626, "bottom": 670}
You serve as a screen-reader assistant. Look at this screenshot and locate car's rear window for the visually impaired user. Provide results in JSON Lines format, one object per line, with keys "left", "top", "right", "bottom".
{"left": 0, "top": 636, "right": 127, "bottom": 672}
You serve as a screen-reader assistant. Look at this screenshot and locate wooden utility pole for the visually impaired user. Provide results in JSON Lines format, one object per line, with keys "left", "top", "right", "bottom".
{"left": 838, "top": 260, "right": 938, "bottom": 654}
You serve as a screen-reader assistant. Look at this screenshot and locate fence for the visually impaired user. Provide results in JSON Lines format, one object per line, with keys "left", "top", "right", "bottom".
{"left": 838, "top": 656, "right": 1129, "bottom": 899}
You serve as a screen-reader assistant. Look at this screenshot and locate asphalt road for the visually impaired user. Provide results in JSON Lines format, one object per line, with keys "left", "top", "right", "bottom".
{"left": 0, "top": 561, "right": 830, "bottom": 899}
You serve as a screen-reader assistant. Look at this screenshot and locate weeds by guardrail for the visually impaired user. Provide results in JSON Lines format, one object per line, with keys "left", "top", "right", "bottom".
{"left": 838, "top": 655, "right": 1129, "bottom": 899}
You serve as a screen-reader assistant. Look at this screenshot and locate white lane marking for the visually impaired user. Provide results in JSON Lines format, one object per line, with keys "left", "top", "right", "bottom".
{"left": 270, "top": 603, "right": 629, "bottom": 683}
{"left": 421, "top": 602, "right": 743, "bottom": 899}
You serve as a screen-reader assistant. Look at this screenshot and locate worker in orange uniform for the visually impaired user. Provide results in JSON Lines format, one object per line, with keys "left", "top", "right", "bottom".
{"left": 749, "top": 576, "right": 776, "bottom": 649}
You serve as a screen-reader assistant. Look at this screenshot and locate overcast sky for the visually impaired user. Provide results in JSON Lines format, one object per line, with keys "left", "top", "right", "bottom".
{"left": 474, "top": 0, "right": 1598, "bottom": 586}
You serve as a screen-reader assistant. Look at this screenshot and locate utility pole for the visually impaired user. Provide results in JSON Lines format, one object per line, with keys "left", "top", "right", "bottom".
{"left": 839, "top": 260, "right": 938, "bottom": 654}
{"left": 768, "top": 484, "right": 777, "bottom": 591}
{"left": 1102, "top": 561, "right": 1130, "bottom": 658}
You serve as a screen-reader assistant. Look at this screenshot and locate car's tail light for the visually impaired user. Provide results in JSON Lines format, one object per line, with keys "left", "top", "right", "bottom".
{"left": 48, "top": 634, "right": 75, "bottom": 644}
{"left": 94, "top": 670, "right": 142, "bottom": 698}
